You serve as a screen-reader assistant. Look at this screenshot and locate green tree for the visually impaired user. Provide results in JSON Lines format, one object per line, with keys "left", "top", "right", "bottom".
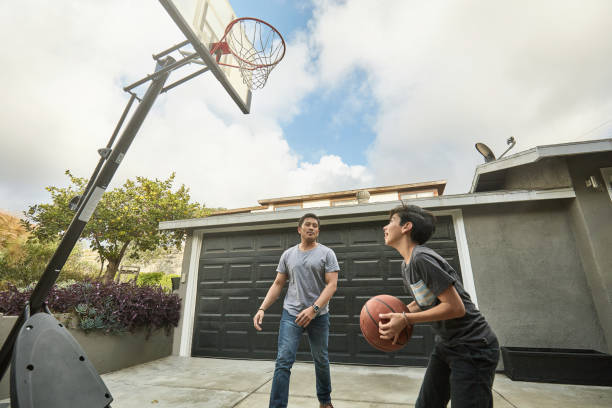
{"left": 25, "top": 171, "right": 207, "bottom": 283}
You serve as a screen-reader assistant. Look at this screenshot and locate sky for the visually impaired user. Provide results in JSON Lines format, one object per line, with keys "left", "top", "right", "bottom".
{"left": 2, "top": 0, "right": 612, "bottom": 216}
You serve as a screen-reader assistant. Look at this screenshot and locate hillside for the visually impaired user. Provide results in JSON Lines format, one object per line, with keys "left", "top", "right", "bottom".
{"left": 0, "top": 210, "right": 27, "bottom": 247}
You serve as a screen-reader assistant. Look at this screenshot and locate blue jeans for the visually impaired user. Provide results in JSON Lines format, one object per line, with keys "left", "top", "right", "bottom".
{"left": 269, "top": 309, "right": 331, "bottom": 408}
{"left": 416, "top": 338, "right": 500, "bottom": 408}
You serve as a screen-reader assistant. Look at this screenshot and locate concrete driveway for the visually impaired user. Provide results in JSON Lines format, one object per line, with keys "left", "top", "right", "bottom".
{"left": 96, "top": 356, "right": 612, "bottom": 408}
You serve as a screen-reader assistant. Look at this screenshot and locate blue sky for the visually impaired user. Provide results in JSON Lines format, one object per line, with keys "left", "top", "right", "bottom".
{"left": 232, "top": 0, "right": 378, "bottom": 165}
{"left": 1, "top": 1, "right": 612, "bottom": 215}
{"left": 232, "top": 0, "right": 313, "bottom": 43}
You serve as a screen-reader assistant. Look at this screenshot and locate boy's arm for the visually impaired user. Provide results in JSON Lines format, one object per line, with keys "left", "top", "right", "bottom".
{"left": 379, "top": 285, "right": 465, "bottom": 342}
{"left": 407, "top": 301, "right": 422, "bottom": 313}
{"left": 404, "top": 284, "right": 465, "bottom": 324}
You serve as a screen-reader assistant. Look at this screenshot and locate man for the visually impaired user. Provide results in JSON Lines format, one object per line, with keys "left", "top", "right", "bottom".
{"left": 253, "top": 213, "right": 339, "bottom": 408}
{"left": 379, "top": 204, "right": 499, "bottom": 408}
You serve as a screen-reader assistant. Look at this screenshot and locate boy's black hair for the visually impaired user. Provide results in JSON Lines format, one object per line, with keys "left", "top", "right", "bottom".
{"left": 298, "top": 213, "right": 320, "bottom": 227}
{"left": 389, "top": 204, "right": 436, "bottom": 244}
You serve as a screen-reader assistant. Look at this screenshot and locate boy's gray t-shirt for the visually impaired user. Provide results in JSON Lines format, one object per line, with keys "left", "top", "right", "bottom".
{"left": 402, "top": 245, "right": 496, "bottom": 345}
{"left": 277, "top": 243, "right": 340, "bottom": 316}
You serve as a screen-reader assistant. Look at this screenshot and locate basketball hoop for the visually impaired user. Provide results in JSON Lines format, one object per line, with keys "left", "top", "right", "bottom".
{"left": 210, "top": 17, "right": 286, "bottom": 90}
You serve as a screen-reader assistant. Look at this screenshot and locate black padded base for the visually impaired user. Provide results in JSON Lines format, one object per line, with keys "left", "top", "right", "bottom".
{"left": 11, "top": 312, "right": 113, "bottom": 408}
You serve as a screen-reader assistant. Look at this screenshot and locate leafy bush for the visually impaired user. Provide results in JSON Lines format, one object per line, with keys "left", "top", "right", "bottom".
{"left": 137, "top": 272, "right": 180, "bottom": 292}
{"left": 0, "top": 238, "right": 95, "bottom": 287}
{"left": 137, "top": 272, "right": 165, "bottom": 287}
{"left": 0, "top": 280, "right": 181, "bottom": 335}
{"left": 161, "top": 274, "right": 180, "bottom": 291}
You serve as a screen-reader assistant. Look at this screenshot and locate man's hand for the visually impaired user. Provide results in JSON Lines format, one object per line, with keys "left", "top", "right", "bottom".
{"left": 295, "top": 306, "right": 317, "bottom": 327}
{"left": 378, "top": 312, "right": 409, "bottom": 344}
{"left": 253, "top": 309, "right": 265, "bottom": 331}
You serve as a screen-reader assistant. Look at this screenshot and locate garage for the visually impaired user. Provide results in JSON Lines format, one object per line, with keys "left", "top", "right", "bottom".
{"left": 190, "top": 215, "right": 462, "bottom": 367}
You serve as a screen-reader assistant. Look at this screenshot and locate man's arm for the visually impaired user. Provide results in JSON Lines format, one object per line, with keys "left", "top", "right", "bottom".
{"left": 315, "top": 271, "right": 338, "bottom": 310}
{"left": 253, "top": 272, "right": 288, "bottom": 331}
{"left": 295, "top": 271, "right": 338, "bottom": 327}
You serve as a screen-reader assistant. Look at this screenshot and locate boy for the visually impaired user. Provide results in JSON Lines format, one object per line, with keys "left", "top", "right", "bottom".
{"left": 379, "top": 204, "right": 499, "bottom": 408}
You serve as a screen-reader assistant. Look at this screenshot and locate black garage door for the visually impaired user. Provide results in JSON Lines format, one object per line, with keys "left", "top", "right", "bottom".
{"left": 192, "top": 216, "right": 462, "bottom": 366}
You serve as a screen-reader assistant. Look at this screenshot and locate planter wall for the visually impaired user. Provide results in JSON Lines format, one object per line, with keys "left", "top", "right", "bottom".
{"left": 501, "top": 346, "right": 612, "bottom": 386}
{"left": 0, "top": 315, "right": 173, "bottom": 400}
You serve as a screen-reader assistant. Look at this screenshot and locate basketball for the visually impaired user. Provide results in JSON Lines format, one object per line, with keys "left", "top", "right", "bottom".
{"left": 360, "top": 294, "right": 413, "bottom": 352}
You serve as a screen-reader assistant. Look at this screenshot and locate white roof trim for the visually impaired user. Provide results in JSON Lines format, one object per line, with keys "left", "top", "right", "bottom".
{"left": 470, "top": 138, "right": 612, "bottom": 193}
{"left": 159, "top": 187, "right": 575, "bottom": 231}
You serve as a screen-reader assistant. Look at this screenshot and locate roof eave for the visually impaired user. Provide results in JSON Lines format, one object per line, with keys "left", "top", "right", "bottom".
{"left": 160, "top": 187, "right": 575, "bottom": 232}
{"left": 470, "top": 138, "right": 612, "bottom": 193}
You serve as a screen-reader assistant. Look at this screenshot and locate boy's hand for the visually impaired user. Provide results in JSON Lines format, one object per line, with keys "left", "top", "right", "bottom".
{"left": 378, "top": 312, "right": 408, "bottom": 344}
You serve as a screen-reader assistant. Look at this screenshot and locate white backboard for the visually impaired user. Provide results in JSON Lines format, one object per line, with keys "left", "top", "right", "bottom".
{"left": 159, "top": 0, "right": 252, "bottom": 113}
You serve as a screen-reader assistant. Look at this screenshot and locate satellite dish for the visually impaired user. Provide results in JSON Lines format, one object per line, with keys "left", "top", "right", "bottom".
{"left": 475, "top": 143, "right": 496, "bottom": 163}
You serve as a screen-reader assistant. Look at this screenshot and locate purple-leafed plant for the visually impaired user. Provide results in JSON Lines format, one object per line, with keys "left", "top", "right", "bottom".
{"left": 0, "top": 281, "right": 181, "bottom": 335}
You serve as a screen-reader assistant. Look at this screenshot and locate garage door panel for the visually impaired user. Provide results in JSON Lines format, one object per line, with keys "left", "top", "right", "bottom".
{"left": 194, "top": 328, "right": 219, "bottom": 351}
{"left": 348, "top": 258, "right": 384, "bottom": 281}
{"left": 401, "top": 325, "right": 434, "bottom": 356}
{"left": 225, "top": 296, "right": 251, "bottom": 317}
{"left": 257, "top": 293, "right": 285, "bottom": 317}
{"left": 227, "top": 263, "right": 251, "bottom": 283}
{"left": 229, "top": 235, "right": 255, "bottom": 252}
{"left": 199, "top": 262, "right": 225, "bottom": 283}
{"left": 253, "top": 330, "right": 279, "bottom": 353}
{"left": 258, "top": 232, "right": 285, "bottom": 250}
{"left": 202, "top": 236, "right": 227, "bottom": 254}
{"left": 328, "top": 332, "right": 350, "bottom": 354}
{"left": 336, "top": 260, "right": 347, "bottom": 280}
{"left": 254, "top": 262, "right": 278, "bottom": 284}
{"left": 349, "top": 225, "right": 384, "bottom": 246}
{"left": 329, "top": 295, "right": 350, "bottom": 318}
{"left": 192, "top": 217, "right": 461, "bottom": 366}
{"left": 224, "top": 330, "right": 250, "bottom": 351}
{"left": 198, "top": 296, "right": 222, "bottom": 316}
{"left": 432, "top": 223, "right": 453, "bottom": 240}
{"left": 287, "top": 234, "right": 300, "bottom": 248}
{"left": 318, "top": 229, "right": 348, "bottom": 248}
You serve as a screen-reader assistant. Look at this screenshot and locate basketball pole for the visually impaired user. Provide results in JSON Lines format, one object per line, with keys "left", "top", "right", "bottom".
{"left": 0, "top": 56, "right": 175, "bottom": 381}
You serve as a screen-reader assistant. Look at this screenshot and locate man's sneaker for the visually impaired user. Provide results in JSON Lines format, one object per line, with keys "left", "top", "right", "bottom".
{"left": 319, "top": 403, "right": 334, "bottom": 408}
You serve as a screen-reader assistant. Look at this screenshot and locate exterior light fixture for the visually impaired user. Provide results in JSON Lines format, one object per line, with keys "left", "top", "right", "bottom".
{"left": 475, "top": 137, "right": 517, "bottom": 163}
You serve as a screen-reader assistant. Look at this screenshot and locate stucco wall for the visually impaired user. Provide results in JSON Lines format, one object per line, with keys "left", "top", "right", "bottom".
{"left": 566, "top": 152, "right": 612, "bottom": 352}
{"left": 0, "top": 316, "right": 172, "bottom": 399}
{"left": 504, "top": 157, "right": 573, "bottom": 190}
{"left": 462, "top": 200, "right": 607, "bottom": 355}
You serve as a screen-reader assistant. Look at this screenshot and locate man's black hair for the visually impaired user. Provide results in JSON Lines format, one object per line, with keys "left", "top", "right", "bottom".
{"left": 389, "top": 204, "right": 436, "bottom": 244}
{"left": 298, "top": 213, "right": 320, "bottom": 227}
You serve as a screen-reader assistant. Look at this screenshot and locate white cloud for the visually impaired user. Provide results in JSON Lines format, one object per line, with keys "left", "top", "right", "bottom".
{"left": 309, "top": 0, "right": 612, "bottom": 192}
{"left": 0, "top": 1, "right": 370, "bottom": 214}
{"left": 3, "top": 0, "right": 612, "bottom": 216}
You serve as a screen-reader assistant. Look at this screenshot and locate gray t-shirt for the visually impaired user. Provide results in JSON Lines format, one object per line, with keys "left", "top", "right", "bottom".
{"left": 402, "top": 245, "right": 496, "bottom": 345}
{"left": 277, "top": 243, "right": 340, "bottom": 316}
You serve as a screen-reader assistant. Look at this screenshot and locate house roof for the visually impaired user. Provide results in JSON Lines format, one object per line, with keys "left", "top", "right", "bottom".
{"left": 159, "top": 187, "right": 575, "bottom": 232}
{"left": 470, "top": 138, "right": 612, "bottom": 193}
{"left": 206, "top": 205, "right": 269, "bottom": 216}
{"left": 257, "top": 180, "right": 447, "bottom": 205}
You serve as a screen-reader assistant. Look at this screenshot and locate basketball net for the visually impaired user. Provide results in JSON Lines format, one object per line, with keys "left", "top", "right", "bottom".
{"left": 211, "top": 17, "right": 286, "bottom": 90}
